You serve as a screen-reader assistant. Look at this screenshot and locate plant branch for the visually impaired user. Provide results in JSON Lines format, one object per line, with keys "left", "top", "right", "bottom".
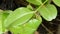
{"left": 42, "top": 24, "right": 53, "bottom": 34}
{"left": 35, "top": 0, "right": 48, "bottom": 13}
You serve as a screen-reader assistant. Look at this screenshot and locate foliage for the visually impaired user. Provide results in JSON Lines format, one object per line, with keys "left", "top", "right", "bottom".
{"left": 0, "top": 0, "right": 59, "bottom": 34}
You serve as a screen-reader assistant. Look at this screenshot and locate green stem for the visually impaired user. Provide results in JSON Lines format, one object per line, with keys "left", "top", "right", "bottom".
{"left": 35, "top": 0, "right": 48, "bottom": 13}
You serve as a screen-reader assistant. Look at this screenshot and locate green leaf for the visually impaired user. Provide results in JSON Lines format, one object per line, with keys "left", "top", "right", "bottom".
{"left": 27, "top": 5, "right": 33, "bottom": 10}
{"left": 38, "top": 4, "right": 57, "bottom": 21}
{"left": 26, "top": 0, "right": 42, "bottom": 5}
{"left": 8, "top": 19, "right": 42, "bottom": 34}
{"left": 0, "top": 11, "right": 2, "bottom": 34}
{"left": 0, "top": 10, "right": 11, "bottom": 34}
{"left": 3, "top": 10, "right": 12, "bottom": 21}
{"left": 41, "top": 0, "right": 51, "bottom": 5}
{"left": 4, "top": 7, "right": 34, "bottom": 28}
{"left": 2, "top": 10, "right": 12, "bottom": 32}
{"left": 53, "top": 0, "right": 60, "bottom": 7}
{"left": 41, "top": 0, "right": 46, "bottom": 3}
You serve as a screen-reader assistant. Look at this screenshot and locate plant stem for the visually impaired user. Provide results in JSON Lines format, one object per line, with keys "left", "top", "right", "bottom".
{"left": 42, "top": 24, "right": 53, "bottom": 34}
{"left": 35, "top": 0, "right": 48, "bottom": 13}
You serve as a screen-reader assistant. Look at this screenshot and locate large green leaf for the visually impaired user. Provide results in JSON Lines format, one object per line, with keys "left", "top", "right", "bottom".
{"left": 8, "top": 19, "right": 42, "bottom": 34}
{"left": 4, "top": 7, "right": 34, "bottom": 28}
{"left": 38, "top": 4, "right": 57, "bottom": 21}
{"left": 53, "top": 0, "right": 60, "bottom": 7}
{"left": 26, "top": 0, "right": 42, "bottom": 5}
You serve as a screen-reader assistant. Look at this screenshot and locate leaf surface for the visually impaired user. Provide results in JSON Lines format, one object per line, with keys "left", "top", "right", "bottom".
{"left": 38, "top": 4, "right": 57, "bottom": 21}
{"left": 2, "top": 10, "right": 12, "bottom": 32}
{"left": 4, "top": 7, "right": 34, "bottom": 28}
{"left": 27, "top": 0, "right": 42, "bottom": 5}
{"left": 53, "top": 0, "right": 60, "bottom": 7}
{"left": 0, "top": 11, "right": 2, "bottom": 34}
{"left": 9, "top": 19, "right": 42, "bottom": 34}
{"left": 0, "top": 10, "right": 11, "bottom": 34}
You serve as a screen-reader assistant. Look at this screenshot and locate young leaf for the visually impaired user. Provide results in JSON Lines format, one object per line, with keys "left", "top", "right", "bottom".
{"left": 27, "top": 5, "right": 33, "bottom": 10}
{"left": 53, "top": 0, "right": 60, "bottom": 7}
{"left": 8, "top": 19, "right": 42, "bottom": 34}
{"left": 38, "top": 4, "right": 57, "bottom": 21}
{"left": 26, "top": 0, "right": 42, "bottom": 5}
{"left": 4, "top": 7, "right": 34, "bottom": 28}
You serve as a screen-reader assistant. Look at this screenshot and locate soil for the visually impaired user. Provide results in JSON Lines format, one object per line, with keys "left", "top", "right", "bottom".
{"left": 1, "top": 0, "right": 60, "bottom": 34}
